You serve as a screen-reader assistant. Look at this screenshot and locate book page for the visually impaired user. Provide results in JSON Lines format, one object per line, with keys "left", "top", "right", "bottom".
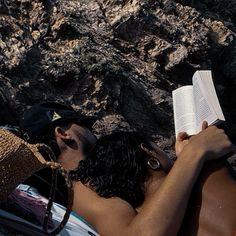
{"left": 192, "top": 71, "right": 219, "bottom": 132}
{"left": 197, "top": 71, "right": 225, "bottom": 122}
{"left": 172, "top": 86, "right": 196, "bottom": 136}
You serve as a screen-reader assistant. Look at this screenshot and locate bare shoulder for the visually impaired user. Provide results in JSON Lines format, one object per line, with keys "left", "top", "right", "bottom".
{"left": 73, "top": 182, "right": 137, "bottom": 236}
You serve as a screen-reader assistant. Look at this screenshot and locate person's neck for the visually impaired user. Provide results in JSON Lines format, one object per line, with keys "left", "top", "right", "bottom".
{"left": 145, "top": 171, "right": 166, "bottom": 197}
{"left": 136, "top": 171, "right": 166, "bottom": 212}
{"left": 57, "top": 149, "right": 84, "bottom": 171}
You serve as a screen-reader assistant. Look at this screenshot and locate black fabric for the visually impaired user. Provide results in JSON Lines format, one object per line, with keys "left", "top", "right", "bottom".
{"left": 20, "top": 102, "right": 96, "bottom": 140}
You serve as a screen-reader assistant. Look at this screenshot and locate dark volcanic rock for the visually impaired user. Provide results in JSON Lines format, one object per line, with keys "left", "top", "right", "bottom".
{"left": 0, "top": 0, "right": 236, "bottom": 153}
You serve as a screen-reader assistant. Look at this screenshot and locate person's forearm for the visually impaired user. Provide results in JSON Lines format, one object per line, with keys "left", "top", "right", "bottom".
{"left": 128, "top": 148, "right": 205, "bottom": 236}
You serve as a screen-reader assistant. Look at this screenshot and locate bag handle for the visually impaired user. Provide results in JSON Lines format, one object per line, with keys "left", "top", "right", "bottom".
{"left": 0, "top": 129, "right": 74, "bottom": 235}
{"left": 37, "top": 144, "right": 74, "bottom": 235}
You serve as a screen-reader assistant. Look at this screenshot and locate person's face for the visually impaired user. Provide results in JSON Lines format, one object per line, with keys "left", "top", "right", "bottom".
{"left": 54, "top": 122, "right": 97, "bottom": 170}
{"left": 68, "top": 123, "right": 97, "bottom": 152}
{"left": 151, "top": 143, "right": 174, "bottom": 173}
{"left": 143, "top": 142, "right": 174, "bottom": 173}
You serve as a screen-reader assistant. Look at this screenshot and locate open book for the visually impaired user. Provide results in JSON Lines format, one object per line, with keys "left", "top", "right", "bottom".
{"left": 172, "top": 70, "right": 225, "bottom": 136}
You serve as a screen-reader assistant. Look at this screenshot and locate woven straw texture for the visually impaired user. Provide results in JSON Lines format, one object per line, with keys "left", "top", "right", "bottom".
{"left": 0, "top": 128, "right": 74, "bottom": 235}
{"left": 0, "top": 129, "right": 46, "bottom": 203}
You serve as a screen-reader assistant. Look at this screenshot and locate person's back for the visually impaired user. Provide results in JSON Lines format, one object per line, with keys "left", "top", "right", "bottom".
{"left": 70, "top": 126, "right": 236, "bottom": 236}
{"left": 179, "top": 160, "right": 236, "bottom": 236}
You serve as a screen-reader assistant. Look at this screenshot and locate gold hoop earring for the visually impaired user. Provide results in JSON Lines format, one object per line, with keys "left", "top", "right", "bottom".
{"left": 147, "top": 158, "right": 161, "bottom": 170}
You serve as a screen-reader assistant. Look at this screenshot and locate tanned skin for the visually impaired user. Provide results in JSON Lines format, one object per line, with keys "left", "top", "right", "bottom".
{"left": 72, "top": 122, "right": 236, "bottom": 236}
{"left": 55, "top": 123, "right": 97, "bottom": 170}
{"left": 176, "top": 123, "right": 236, "bottom": 236}
{"left": 178, "top": 159, "right": 236, "bottom": 236}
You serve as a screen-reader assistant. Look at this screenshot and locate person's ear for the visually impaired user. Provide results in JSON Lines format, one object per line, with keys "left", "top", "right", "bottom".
{"left": 55, "top": 126, "right": 79, "bottom": 151}
{"left": 140, "top": 143, "right": 150, "bottom": 154}
{"left": 55, "top": 126, "right": 72, "bottom": 141}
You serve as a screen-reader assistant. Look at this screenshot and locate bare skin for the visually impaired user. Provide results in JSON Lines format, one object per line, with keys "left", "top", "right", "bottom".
{"left": 72, "top": 124, "right": 236, "bottom": 236}
{"left": 54, "top": 123, "right": 97, "bottom": 170}
{"left": 176, "top": 123, "right": 236, "bottom": 236}
{"left": 178, "top": 160, "right": 236, "bottom": 236}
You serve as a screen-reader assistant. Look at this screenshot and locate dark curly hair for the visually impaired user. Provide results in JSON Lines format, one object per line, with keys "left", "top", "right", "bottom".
{"left": 70, "top": 131, "right": 150, "bottom": 208}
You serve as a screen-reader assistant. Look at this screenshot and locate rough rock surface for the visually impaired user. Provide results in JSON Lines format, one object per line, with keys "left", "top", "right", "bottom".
{"left": 0, "top": 0, "right": 236, "bottom": 156}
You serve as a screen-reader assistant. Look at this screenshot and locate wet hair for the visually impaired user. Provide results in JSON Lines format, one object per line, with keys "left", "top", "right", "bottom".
{"left": 70, "top": 131, "right": 150, "bottom": 208}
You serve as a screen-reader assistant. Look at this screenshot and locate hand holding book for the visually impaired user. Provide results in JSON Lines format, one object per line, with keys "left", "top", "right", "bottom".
{"left": 175, "top": 121, "right": 208, "bottom": 157}
{"left": 172, "top": 70, "right": 225, "bottom": 137}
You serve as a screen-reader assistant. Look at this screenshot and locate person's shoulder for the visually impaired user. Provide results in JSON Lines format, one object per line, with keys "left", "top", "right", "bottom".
{"left": 73, "top": 181, "right": 135, "bottom": 213}
{"left": 73, "top": 182, "right": 137, "bottom": 234}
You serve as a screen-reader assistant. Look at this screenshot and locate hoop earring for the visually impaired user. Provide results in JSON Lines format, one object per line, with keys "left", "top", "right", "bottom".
{"left": 147, "top": 158, "right": 161, "bottom": 170}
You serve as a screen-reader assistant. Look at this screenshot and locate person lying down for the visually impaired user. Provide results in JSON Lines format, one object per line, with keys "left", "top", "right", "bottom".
{"left": 69, "top": 123, "right": 236, "bottom": 236}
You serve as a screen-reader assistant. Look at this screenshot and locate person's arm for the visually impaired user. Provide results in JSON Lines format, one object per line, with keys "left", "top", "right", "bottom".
{"left": 74, "top": 125, "right": 235, "bottom": 236}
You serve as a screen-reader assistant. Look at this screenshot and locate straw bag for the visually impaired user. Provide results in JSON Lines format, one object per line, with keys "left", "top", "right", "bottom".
{"left": 0, "top": 128, "right": 74, "bottom": 235}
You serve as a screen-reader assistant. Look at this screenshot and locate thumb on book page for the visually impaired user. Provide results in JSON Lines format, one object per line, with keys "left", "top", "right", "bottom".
{"left": 176, "top": 132, "right": 189, "bottom": 141}
{"left": 202, "top": 121, "right": 208, "bottom": 130}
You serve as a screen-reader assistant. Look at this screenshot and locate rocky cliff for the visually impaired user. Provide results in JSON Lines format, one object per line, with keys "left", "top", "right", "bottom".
{"left": 1, "top": 0, "right": 236, "bottom": 154}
